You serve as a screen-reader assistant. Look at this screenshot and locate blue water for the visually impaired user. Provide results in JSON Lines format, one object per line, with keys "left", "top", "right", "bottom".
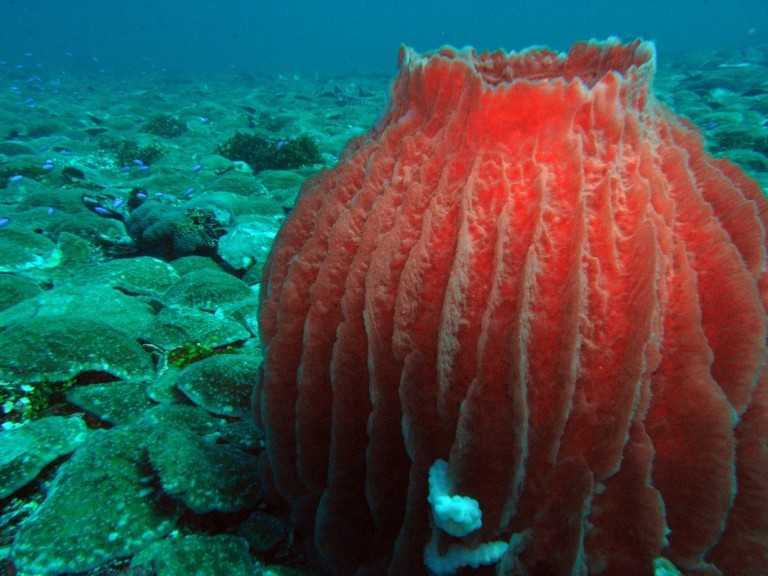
{"left": 1, "top": 0, "right": 766, "bottom": 76}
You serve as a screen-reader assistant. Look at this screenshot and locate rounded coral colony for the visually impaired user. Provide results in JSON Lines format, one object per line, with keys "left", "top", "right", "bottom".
{"left": 255, "top": 38, "right": 768, "bottom": 575}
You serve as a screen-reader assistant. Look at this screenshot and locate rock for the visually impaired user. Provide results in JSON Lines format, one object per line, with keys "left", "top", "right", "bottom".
{"left": 176, "top": 355, "right": 260, "bottom": 418}
{"left": 0, "top": 415, "right": 89, "bottom": 499}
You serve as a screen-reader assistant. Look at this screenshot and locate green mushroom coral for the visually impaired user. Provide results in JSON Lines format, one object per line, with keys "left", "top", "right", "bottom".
{"left": 0, "top": 316, "right": 155, "bottom": 384}
{"left": 10, "top": 424, "right": 181, "bottom": 575}
{"left": 0, "top": 415, "right": 89, "bottom": 499}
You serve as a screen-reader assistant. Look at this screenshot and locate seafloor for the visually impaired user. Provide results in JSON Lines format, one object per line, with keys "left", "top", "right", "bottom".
{"left": 0, "top": 44, "right": 767, "bottom": 576}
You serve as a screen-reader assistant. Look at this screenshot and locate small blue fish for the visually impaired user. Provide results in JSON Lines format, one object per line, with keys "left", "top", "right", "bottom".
{"left": 47, "top": 207, "right": 55, "bottom": 215}
{"left": 184, "top": 187, "right": 195, "bottom": 198}
{"left": 8, "top": 174, "right": 23, "bottom": 183}
{"left": 136, "top": 192, "right": 148, "bottom": 199}
{"left": 704, "top": 121, "right": 719, "bottom": 130}
{"left": 192, "top": 163, "right": 202, "bottom": 172}
{"left": 112, "top": 197, "right": 125, "bottom": 209}
{"left": 0, "top": 217, "right": 10, "bottom": 228}
{"left": 133, "top": 159, "right": 145, "bottom": 166}
{"left": 276, "top": 139, "right": 287, "bottom": 149}
{"left": 93, "top": 206, "right": 110, "bottom": 216}
{"left": 42, "top": 161, "right": 54, "bottom": 170}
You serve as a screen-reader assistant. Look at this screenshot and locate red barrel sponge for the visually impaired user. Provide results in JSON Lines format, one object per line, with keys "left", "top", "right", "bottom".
{"left": 256, "top": 38, "right": 768, "bottom": 575}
